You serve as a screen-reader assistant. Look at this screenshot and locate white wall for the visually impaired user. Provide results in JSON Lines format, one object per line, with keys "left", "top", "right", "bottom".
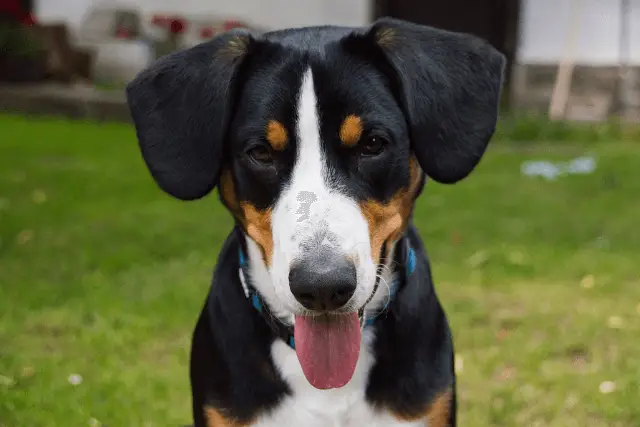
{"left": 518, "top": 0, "right": 640, "bottom": 65}
{"left": 35, "top": 0, "right": 371, "bottom": 34}
{"left": 34, "top": 0, "right": 371, "bottom": 82}
{"left": 39, "top": 0, "right": 640, "bottom": 68}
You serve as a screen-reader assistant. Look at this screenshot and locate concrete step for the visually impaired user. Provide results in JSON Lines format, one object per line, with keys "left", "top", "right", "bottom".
{"left": 565, "top": 92, "right": 613, "bottom": 122}
{"left": 619, "top": 107, "right": 640, "bottom": 123}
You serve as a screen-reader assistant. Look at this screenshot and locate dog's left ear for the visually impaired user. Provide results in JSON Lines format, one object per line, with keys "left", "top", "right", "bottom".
{"left": 126, "top": 29, "right": 255, "bottom": 200}
{"left": 345, "top": 18, "right": 506, "bottom": 184}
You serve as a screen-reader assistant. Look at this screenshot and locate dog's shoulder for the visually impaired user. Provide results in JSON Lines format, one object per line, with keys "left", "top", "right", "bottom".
{"left": 190, "top": 230, "right": 291, "bottom": 426}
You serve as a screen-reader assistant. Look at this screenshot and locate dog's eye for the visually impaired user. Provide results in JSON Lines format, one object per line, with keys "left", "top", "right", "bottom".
{"left": 361, "top": 135, "right": 388, "bottom": 157}
{"left": 246, "top": 145, "right": 274, "bottom": 165}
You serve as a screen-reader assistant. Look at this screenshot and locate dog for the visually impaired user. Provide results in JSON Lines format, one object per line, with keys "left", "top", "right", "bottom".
{"left": 126, "top": 17, "right": 505, "bottom": 427}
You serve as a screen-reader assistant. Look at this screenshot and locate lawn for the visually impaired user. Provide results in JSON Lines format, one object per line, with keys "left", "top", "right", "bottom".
{"left": 1, "top": 113, "right": 639, "bottom": 427}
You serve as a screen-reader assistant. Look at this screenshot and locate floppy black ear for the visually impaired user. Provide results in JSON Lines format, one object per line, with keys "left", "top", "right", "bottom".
{"left": 126, "top": 29, "right": 254, "bottom": 200}
{"left": 351, "top": 18, "right": 506, "bottom": 184}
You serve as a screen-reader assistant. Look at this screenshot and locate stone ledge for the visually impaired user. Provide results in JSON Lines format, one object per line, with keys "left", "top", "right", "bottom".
{"left": 0, "top": 84, "right": 130, "bottom": 123}
{"left": 511, "top": 64, "right": 640, "bottom": 121}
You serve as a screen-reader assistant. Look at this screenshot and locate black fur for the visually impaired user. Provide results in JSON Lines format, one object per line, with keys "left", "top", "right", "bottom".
{"left": 127, "top": 17, "right": 505, "bottom": 426}
{"left": 126, "top": 29, "right": 255, "bottom": 201}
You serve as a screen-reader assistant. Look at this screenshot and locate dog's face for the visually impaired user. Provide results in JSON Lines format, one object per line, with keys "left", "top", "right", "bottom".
{"left": 220, "top": 41, "right": 424, "bottom": 322}
{"left": 127, "top": 18, "right": 505, "bottom": 324}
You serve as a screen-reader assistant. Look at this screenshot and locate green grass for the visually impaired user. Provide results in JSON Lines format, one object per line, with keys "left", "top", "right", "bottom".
{"left": 1, "top": 113, "right": 639, "bottom": 427}
{"left": 493, "top": 111, "right": 640, "bottom": 144}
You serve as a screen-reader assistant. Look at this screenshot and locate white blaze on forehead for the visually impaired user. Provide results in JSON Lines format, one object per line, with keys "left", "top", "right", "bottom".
{"left": 264, "top": 67, "right": 378, "bottom": 315}
{"left": 272, "top": 68, "right": 336, "bottom": 260}
{"left": 294, "top": 69, "right": 326, "bottom": 193}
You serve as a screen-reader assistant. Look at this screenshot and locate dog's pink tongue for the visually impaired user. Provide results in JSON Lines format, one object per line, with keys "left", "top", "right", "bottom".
{"left": 294, "top": 313, "right": 361, "bottom": 390}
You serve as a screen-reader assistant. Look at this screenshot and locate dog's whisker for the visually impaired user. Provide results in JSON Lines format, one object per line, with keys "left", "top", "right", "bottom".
{"left": 377, "top": 263, "right": 394, "bottom": 276}
{"left": 375, "top": 274, "right": 392, "bottom": 305}
{"left": 364, "top": 273, "right": 393, "bottom": 320}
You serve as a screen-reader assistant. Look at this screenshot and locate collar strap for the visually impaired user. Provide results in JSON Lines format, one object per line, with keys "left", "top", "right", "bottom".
{"left": 238, "top": 250, "right": 296, "bottom": 348}
{"left": 238, "top": 241, "right": 416, "bottom": 350}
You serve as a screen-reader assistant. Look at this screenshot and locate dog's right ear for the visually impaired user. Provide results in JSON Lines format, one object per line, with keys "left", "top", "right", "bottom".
{"left": 126, "top": 29, "right": 255, "bottom": 200}
{"left": 342, "top": 18, "right": 505, "bottom": 185}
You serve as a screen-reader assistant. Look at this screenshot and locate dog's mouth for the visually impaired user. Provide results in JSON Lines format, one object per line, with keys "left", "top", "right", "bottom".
{"left": 292, "top": 276, "right": 381, "bottom": 390}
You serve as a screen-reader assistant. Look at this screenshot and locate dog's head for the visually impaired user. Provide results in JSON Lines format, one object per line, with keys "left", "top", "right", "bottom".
{"left": 127, "top": 17, "right": 504, "bottom": 387}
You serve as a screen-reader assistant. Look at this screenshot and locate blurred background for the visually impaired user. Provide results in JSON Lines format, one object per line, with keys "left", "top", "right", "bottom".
{"left": 1, "top": 0, "right": 640, "bottom": 119}
{"left": 1, "top": 1, "right": 639, "bottom": 426}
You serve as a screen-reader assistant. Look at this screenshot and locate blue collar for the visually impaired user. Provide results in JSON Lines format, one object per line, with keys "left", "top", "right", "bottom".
{"left": 238, "top": 242, "right": 416, "bottom": 350}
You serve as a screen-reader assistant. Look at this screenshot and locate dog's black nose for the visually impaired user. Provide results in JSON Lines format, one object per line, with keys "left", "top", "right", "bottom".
{"left": 289, "top": 250, "right": 357, "bottom": 312}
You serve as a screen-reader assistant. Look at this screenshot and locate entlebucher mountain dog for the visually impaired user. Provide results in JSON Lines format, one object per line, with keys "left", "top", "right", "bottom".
{"left": 126, "top": 17, "right": 505, "bottom": 427}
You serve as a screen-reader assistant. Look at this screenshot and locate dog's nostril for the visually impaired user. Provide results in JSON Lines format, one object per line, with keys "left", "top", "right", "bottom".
{"left": 333, "top": 289, "right": 351, "bottom": 301}
{"left": 289, "top": 252, "right": 357, "bottom": 312}
{"left": 330, "top": 289, "right": 353, "bottom": 308}
{"left": 298, "top": 292, "right": 316, "bottom": 306}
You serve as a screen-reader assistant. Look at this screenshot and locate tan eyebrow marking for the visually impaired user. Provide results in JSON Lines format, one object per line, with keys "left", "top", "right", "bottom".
{"left": 339, "top": 115, "right": 363, "bottom": 147}
{"left": 265, "top": 120, "right": 288, "bottom": 151}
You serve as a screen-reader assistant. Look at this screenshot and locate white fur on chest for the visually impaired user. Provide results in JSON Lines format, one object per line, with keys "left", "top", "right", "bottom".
{"left": 250, "top": 329, "right": 424, "bottom": 427}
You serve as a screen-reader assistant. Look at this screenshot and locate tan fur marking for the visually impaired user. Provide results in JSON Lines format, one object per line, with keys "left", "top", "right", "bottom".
{"left": 425, "top": 389, "right": 453, "bottom": 427}
{"left": 240, "top": 203, "right": 274, "bottom": 266}
{"left": 339, "top": 115, "right": 363, "bottom": 146}
{"left": 359, "top": 199, "right": 402, "bottom": 262}
{"left": 359, "top": 157, "right": 422, "bottom": 262}
{"left": 219, "top": 170, "right": 273, "bottom": 265}
{"left": 204, "top": 406, "right": 252, "bottom": 427}
{"left": 219, "top": 169, "right": 242, "bottom": 217}
{"left": 390, "top": 388, "right": 453, "bottom": 426}
{"left": 218, "top": 35, "right": 250, "bottom": 60}
{"left": 375, "top": 27, "right": 396, "bottom": 48}
{"left": 265, "top": 120, "right": 288, "bottom": 151}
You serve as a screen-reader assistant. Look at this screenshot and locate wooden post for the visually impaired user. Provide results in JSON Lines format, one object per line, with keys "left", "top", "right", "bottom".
{"left": 617, "top": 0, "right": 633, "bottom": 116}
{"left": 548, "top": 0, "right": 584, "bottom": 120}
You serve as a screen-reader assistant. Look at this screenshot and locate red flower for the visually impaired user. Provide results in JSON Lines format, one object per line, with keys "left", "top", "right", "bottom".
{"left": 200, "top": 27, "right": 214, "bottom": 39}
{"left": 20, "top": 13, "right": 37, "bottom": 26}
{"left": 169, "top": 18, "right": 186, "bottom": 34}
{"left": 115, "top": 28, "right": 130, "bottom": 39}
{"left": 0, "top": 0, "right": 21, "bottom": 18}
{"left": 0, "top": 0, "right": 37, "bottom": 25}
